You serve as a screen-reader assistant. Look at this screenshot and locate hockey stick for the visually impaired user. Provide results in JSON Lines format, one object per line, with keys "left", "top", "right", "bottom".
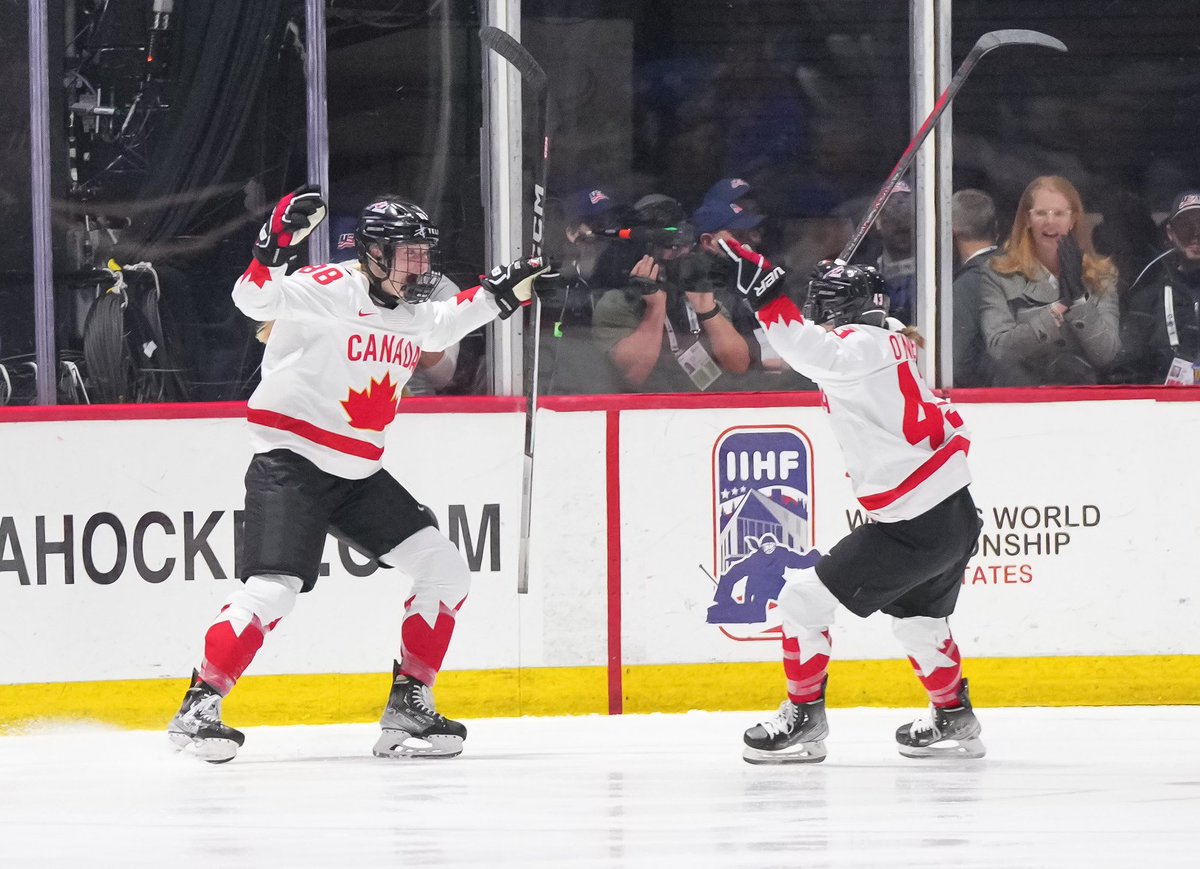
{"left": 837, "top": 29, "right": 1067, "bottom": 264}
{"left": 480, "top": 25, "right": 550, "bottom": 595}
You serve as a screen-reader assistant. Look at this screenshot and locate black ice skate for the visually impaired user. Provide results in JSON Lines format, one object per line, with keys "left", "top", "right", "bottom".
{"left": 743, "top": 679, "right": 829, "bottom": 765}
{"left": 372, "top": 662, "right": 467, "bottom": 759}
{"left": 167, "top": 670, "right": 245, "bottom": 764}
{"left": 895, "top": 678, "right": 986, "bottom": 759}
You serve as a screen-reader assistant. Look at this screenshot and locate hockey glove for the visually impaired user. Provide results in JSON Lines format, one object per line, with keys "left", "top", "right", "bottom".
{"left": 717, "top": 238, "right": 788, "bottom": 311}
{"left": 253, "top": 185, "right": 328, "bottom": 268}
{"left": 1057, "top": 234, "right": 1086, "bottom": 305}
{"left": 482, "top": 256, "right": 551, "bottom": 319}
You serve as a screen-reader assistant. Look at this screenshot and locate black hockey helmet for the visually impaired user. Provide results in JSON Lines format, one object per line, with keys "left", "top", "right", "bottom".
{"left": 804, "top": 261, "right": 889, "bottom": 327}
{"left": 355, "top": 196, "right": 442, "bottom": 303}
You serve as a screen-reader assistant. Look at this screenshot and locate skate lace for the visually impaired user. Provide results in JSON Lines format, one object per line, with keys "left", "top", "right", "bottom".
{"left": 759, "top": 701, "right": 797, "bottom": 738}
{"left": 410, "top": 682, "right": 440, "bottom": 718}
{"left": 908, "top": 706, "right": 941, "bottom": 738}
{"left": 188, "top": 691, "right": 223, "bottom": 726}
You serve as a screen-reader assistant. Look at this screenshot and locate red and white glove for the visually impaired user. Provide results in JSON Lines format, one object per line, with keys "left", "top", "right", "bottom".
{"left": 253, "top": 185, "right": 328, "bottom": 268}
{"left": 716, "top": 238, "right": 788, "bottom": 311}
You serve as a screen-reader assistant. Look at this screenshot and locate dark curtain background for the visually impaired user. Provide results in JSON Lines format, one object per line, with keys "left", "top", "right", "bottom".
{"left": 121, "top": 0, "right": 293, "bottom": 259}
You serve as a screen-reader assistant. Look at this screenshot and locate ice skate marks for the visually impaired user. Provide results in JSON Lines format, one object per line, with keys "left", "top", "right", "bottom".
{"left": 709, "top": 426, "right": 819, "bottom": 640}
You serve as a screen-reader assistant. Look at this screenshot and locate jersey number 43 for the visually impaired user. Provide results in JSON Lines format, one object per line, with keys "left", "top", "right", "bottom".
{"left": 898, "top": 364, "right": 962, "bottom": 449}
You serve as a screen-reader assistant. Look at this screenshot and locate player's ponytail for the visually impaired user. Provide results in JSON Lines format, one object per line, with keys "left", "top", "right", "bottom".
{"left": 900, "top": 324, "right": 926, "bottom": 348}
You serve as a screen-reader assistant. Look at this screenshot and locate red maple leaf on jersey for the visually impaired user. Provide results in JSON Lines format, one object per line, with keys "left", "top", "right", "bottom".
{"left": 241, "top": 260, "right": 272, "bottom": 289}
{"left": 455, "top": 285, "right": 481, "bottom": 305}
{"left": 757, "top": 296, "right": 803, "bottom": 328}
{"left": 341, "top": 373, "right": 401, "bottom": 431}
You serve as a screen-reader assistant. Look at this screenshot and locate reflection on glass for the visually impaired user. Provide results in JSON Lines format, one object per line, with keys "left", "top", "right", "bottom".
{"left": 524, "top": 1, "right": 911, "bottom": 394}
{"left": 7, "top": 2, "right": 484, "bottom": 406}
{"left": 951, "top": 1, "right": 1200, "bottom": 387}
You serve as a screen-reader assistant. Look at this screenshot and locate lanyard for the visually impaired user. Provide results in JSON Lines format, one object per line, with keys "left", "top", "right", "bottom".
{"left": 664, "top": 316, "right": 679, "bottom": 353}
{"left": 664, "top": 301, "right": 703, "bottom": 352}
{"left": 1164, "top": 285, "right": 1178, "bottom": 350}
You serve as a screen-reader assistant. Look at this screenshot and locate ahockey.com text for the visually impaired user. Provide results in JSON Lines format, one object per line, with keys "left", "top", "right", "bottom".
{"left": 0, "top": 504, "right": 502, "bottom": 586}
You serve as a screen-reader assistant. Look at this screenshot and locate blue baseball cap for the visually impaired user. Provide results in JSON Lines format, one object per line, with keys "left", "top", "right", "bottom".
{"left": 1169, "top": 189, "right": 1200, "bottom": 224}
{"left": 703, "top": 177, "right": 754, "bottom": 205}
{"left": 565, "top": 187, "right": 620, "bottom": 222}
{"left": 692, "top": 201, "right": 764, "bottom": 236}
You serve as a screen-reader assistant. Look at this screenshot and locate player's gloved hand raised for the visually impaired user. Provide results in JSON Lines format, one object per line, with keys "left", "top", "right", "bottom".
{"left": 716, "top": 238, "right": 788, "bottom": 311}
{"left": 481, "top": 256, "right": 551, "bottom": 319}
{"left": 1057, "top": 234, "right": 1086, "bottom": 306}
{"left": 253, "top": 185, "right": 328, "bottom": 268}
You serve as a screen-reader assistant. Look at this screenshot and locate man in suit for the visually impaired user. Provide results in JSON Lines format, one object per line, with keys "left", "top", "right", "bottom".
{"left": 951, "top": 190, "right": 999, "bottom": 387}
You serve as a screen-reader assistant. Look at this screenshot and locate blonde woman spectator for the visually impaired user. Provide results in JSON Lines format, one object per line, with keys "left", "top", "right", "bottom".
{"left": 979, "top": 176, "right": 1119, "bottom": 385}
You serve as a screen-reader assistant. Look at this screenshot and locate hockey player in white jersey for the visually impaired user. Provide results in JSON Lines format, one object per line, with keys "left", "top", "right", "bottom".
{"left": 168, "top": 186, "right": 547, "bottom": 763}
{"left": 719, "top": 238, "right": 985, "bottom": 764}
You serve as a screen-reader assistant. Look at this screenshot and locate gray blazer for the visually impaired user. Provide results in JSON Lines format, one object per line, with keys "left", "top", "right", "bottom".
{"left": 978, "top": 265, "right": 1120, "bottom": 385}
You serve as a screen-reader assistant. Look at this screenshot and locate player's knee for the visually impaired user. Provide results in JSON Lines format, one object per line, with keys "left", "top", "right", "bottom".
{"left": 891, "top": 615, "right": 950, "bottom": 650}
{"left": 381, "top": 526, "right": 471, "bottom": 602}
{"left": 232, "top": 573, "right": 303, "bottom": 625}
{"left": 777, "top": 567, "right": 838, "bottom": 628}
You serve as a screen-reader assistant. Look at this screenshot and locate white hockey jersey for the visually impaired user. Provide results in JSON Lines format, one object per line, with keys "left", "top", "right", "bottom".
{"left": 756, "top": 297, "right": 971, "bottom": 522}
{"left": 232, "top": 259, "right": 502, "bottom": 479}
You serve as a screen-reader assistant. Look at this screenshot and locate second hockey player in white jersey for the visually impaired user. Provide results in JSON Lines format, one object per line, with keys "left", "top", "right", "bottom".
{"left": 719, "top": 238, "right": 985, "bottom": 764}
{"left": 168, "top": 186, "right": 547, "bottom": 763}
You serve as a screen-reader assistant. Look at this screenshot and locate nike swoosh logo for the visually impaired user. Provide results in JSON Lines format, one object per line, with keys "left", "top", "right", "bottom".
{"left": 357, "top": 310, "right": 375, "bottom": 318}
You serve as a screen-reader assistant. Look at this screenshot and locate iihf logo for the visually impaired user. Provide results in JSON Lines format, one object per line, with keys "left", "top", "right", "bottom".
{"left": 707, "top": 426, "right": 820, "bottom": 641}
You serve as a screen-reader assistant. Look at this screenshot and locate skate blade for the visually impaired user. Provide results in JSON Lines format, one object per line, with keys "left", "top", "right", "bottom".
{"left": 742, "top": 740, "right": 827, "bottom": 765}
{"left": 373, "top": 729, "right": 463, "bottom": 759}
{"left": 898, "top": 736, "right": 986, "bottom": 760}
{"left": 167, "top": 730, "right": 240, "bottom": 764}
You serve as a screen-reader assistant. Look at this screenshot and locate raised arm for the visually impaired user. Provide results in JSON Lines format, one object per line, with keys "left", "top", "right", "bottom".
{"left": 232, "top": 186, "right": 328, "bottom": 320}
{"left": 717, "top": 239, "right": 879, "bottom": 381}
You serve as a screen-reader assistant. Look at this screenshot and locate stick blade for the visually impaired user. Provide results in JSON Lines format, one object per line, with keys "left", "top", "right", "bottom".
{"left": 479, "top": 26, "right": 548, "bottom": 92}
{"left": 975, "top": 29, "right": 1067, "bottom": 55}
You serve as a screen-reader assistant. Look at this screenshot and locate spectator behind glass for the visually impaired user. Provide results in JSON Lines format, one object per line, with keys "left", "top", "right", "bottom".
{"left": 950, "top": 190, "right": 999, "bottom": 388}
{"left": 873, "top": 180, "right": 915, "bottom": 325}
{"left": 329, "top": 213, "right": 462, "bottom": 396}
{"left": 979, "top": 176, "right": 1120, "bottom": 385}
{"left": 561, "top": 187, "right": 624, "bottom": 284}
{"left": 538, "top": 186, "right": 626, "bottom": 395}
{"left": 591, "top": 197, "right": 751, "bottom": 393}
{"left": 1108, "top": 189, "right": 1200, "bottom": 385}
{"left": 704, "top": 177, "right": 758, "bottom": 212}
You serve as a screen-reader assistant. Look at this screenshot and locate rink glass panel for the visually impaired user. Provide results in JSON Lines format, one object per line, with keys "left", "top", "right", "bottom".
{"left": 948, "top": 1, "right": 1200, "bottom": 387}
{"left": 12, "top": 2, "right": 1200, "bottom": 405}
{"left": 523, "top": 0, "right": 912, "bottom": 396}
{"left": 10, "top": 0, "right": 486, "bottom": 406}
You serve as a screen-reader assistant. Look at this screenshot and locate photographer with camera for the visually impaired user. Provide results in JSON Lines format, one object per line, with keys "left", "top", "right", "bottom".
{"left": 535, "top": 186, "right": 628, "bottom": 395}
{"left": 591, "top": 195, "right": 750, "bottom": 392}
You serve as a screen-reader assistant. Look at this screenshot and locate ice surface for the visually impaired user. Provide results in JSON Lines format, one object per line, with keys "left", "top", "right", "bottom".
{"left": 1, "top": 707, "right": 1198, "bottom": 868}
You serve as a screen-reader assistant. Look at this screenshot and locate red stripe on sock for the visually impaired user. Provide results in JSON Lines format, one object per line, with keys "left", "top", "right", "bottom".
{"left": 400, "top": 600, "right": 463, "bottom": 686}
{"left": 783, "top": 632, "right": 830, "bottom": 703}
{"left": 909, "top": 637, "right": 963, "bottom": 708}
{"left": 198, "top": 615, "right": 266, "bottom": 696}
